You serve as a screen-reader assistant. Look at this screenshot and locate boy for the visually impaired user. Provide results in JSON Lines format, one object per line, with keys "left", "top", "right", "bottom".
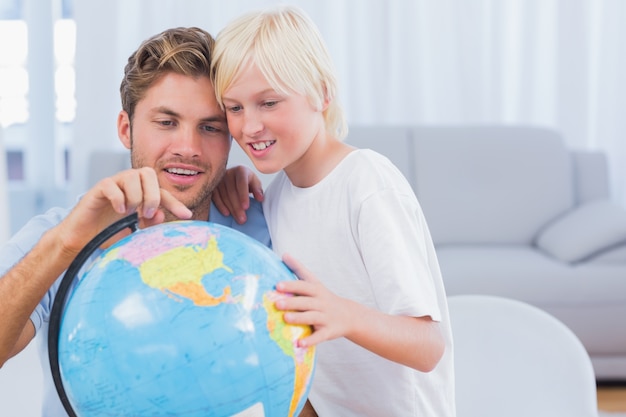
{"left": 212, "top": 6, "right": 455, "bottom": 416}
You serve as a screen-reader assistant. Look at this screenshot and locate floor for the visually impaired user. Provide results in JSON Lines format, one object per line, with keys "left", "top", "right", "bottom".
{"left": 598, "top": 384, "right": 626, "bottom": 412}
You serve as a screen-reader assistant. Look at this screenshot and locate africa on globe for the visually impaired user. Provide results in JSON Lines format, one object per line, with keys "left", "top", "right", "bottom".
{"left": 56, "top": 220, "right": 316, "bottom": 417}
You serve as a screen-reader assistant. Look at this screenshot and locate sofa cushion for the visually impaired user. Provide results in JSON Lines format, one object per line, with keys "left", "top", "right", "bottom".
{"left": 437, "top": 245, "right": 626, "bottom": 303}
{"left": 411, "top": 126, "right": 574, "bottom": 245}
{"left": 535, "top": 200, "right": 626, "bottom": 263}
{"left": 586, "top": 245, "right": 626, "bottom": 263}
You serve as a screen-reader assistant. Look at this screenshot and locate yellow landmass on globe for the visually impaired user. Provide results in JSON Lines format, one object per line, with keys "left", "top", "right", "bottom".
{"left": 138, "top": 236, "right": 233, "bottom": 306}
{"left": 264, "top": 293, "right": 316, "bottom": 417}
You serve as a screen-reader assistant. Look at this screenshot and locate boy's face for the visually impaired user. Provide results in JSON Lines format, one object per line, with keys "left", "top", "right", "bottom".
{"left": 221, "top": 62, "right": 326, "bottom": 186}
{"left": 117, "top": 72, "right": 230, "bottom": 221}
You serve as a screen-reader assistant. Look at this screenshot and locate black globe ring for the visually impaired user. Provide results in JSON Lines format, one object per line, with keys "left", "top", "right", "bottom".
{"left": 48, "top": 213, "right": 139, "bottom": 417}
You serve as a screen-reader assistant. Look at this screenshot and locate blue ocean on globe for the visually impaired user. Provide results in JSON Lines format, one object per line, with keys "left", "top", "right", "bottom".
{"left": 57, "top": 220, "right": 316, "bottom": 417}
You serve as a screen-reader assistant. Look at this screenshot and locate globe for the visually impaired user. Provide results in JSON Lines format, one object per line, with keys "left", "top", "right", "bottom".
{"left": 56, "top": 220, "right": 316, "bottom": 417}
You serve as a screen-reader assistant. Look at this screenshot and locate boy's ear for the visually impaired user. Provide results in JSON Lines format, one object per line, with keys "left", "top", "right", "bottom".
{"left": 321, "top": 82, "right": 332, "bottom": 111}
{"left": 320, "top": 96, "right": 330, "bottom": 112}
{"left": 117, "top": 110, "right": 132, "bottom": 149}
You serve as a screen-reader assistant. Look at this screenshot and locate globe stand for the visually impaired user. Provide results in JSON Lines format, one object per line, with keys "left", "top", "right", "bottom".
{"left": 48, "top": 213, "right": 139, "bottom": 417}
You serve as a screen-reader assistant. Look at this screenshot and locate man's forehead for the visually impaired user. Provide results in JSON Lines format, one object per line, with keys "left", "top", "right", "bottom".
{"left": 136, "top": 73, "right": 225, "bottom": 120}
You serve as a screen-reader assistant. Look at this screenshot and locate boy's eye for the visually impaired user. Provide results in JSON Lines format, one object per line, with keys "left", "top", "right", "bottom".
{"left": 264, "top": 101, "right": 278, "bottom": 108}
{"left": 227, "top": 105, "right": 242, "bottom": 113}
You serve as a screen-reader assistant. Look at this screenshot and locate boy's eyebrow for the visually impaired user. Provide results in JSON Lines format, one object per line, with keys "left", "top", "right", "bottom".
{"left": 222, "top": 88, "right": 283, "bottom": 102}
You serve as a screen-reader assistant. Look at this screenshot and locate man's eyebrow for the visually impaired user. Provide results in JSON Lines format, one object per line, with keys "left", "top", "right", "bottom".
{"left": 152, "top": 107, "right": 226, "bottom": 124}
{"left": 201, "top": 115, "right": 227, "bottom": 124}
{"left": 152, "top": 106, "right": 179, "bottom": 117}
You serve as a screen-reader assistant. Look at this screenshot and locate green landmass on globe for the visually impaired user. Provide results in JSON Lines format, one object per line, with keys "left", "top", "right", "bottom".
{"left": 57, "top": 220, "right": 316, "bottom": 417}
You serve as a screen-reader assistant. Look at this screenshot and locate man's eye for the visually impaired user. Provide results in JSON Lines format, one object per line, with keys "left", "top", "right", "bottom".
{"left": 159, "top": 120, "right": 174, "bottom": 126}
{"left": 202, "top": 125, "right": 220, "bottom": 133}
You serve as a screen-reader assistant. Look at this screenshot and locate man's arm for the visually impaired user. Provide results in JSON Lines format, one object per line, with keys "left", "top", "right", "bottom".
{"left": 0, "top": 168, "right": 192, "bottom": 365}
{"left": 0, "top": 227, "right": 76, "bottom": 365}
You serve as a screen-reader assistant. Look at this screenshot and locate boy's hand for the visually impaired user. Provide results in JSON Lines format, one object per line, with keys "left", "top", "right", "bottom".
{"left": 213, "top": 166, "right": 264, "bottom": 224}
{"left": 275, "top": 253, "right": 358, "bottom": 348}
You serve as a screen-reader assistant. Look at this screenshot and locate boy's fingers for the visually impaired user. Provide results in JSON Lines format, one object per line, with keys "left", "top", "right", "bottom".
{"left": 212, "top": 186, "right": 232, "bottom": 216}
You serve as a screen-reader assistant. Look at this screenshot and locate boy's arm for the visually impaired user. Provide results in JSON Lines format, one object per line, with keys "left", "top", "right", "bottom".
{"left": 276, "top": 254, "right": 445, "bottom": 372}
{"left": 213, "top": 166, "right": 264, "bottom": 224}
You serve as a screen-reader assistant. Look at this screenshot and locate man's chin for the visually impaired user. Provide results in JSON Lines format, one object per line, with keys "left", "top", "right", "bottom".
{"left": 164, "top": 182, "right": 215, "bottom": 221}
{"left": 162, "top": 209, "right": 179, "bottom": 223}
{"left": 163, "top": 199, "right": 207, "bottom": 222}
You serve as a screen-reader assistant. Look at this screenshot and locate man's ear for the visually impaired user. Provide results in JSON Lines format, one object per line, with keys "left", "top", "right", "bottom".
{"left": 117, "top": 110, "right": 132, "bottom": 149}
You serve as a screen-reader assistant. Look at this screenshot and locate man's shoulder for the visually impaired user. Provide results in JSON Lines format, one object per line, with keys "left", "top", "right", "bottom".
{"left": 234, "top": 198, "right": 270, "bottom": 247}
{"left": 5, "top": 206, "right": 70, "bottom": 247}
{"left": 246, "top": 197, "right": 263, "bottom": 216}
{"left": 210, "top": 199, "right": 270, "bottom": 248}
{"left": 0, "top": 206, "right": 70, "bottom": 273}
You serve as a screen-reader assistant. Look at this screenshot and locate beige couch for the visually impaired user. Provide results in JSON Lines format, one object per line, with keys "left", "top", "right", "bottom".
{"left": 345, "top": 125, "right": 626, "bottom": 381}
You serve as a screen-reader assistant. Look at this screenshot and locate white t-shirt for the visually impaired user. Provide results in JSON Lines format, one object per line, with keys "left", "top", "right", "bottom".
{"left": 263, "top": 149, "right": 456, "bottom": 416}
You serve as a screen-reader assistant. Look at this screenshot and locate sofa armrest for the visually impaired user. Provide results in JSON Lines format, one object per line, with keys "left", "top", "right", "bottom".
{"left": 535, "top": 200, "right": 626, "bottom": 263}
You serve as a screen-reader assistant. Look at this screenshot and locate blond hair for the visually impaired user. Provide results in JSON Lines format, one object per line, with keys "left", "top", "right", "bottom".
{"left": 211, "top": 5, "right": 348, "bottom": 140}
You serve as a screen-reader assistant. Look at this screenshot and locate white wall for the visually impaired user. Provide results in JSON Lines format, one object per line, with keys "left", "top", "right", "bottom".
{"left": 0, "top": 341, "right": 43, "bottom": 416}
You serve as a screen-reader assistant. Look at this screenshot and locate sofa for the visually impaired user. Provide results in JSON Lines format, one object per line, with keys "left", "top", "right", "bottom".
{"left": 344, "top": 125, "right": 626, "bottom": 381}
{"left": 89, "top": 125, "right": 626, "bottom": 380}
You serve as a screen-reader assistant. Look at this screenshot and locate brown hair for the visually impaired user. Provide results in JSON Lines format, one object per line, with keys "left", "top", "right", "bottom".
{"left": 120, "top": 27, "right": 215, "bottom": 122}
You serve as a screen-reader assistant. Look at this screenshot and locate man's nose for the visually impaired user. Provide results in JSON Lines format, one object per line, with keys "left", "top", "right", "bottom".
{"left": 171, "top": 126, "right": 201, "bottom": 157}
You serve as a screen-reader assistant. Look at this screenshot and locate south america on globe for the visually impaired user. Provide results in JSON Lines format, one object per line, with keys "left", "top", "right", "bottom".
{"left": 57, "top": 220, "right": 316, "bottom": 417}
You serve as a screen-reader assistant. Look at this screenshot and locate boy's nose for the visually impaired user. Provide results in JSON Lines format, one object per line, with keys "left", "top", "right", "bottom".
{"left": 241, "top": 111, "right": 263, "bottom": 137}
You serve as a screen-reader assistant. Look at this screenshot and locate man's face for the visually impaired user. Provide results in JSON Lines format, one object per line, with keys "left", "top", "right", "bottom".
{"left": 118, "top": 72, "right": 231, "bottom": 221}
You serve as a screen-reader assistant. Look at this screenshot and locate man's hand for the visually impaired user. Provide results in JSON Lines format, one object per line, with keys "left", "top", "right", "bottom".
{"left": 213, "top": 166, "right": 264, "bottom": 224}
{"left": 58, "top": 167, "right": 192, "bottom": 256}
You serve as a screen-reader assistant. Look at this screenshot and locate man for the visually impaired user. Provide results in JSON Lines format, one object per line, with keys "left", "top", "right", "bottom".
{"left": 0, "top": 27, "right": 267, "bottom": 416}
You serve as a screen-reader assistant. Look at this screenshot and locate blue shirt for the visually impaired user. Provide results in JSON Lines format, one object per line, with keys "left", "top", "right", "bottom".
{"left": 0, "top": 199, "right": 270, "bottom": 417}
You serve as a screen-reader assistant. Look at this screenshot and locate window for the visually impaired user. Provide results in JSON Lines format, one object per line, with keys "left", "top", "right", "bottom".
{"left": 0, "top": 19, "right": 28, "bottom": 128}
{"left": 1, "top": 0, "right": 75, "bottom": 182}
